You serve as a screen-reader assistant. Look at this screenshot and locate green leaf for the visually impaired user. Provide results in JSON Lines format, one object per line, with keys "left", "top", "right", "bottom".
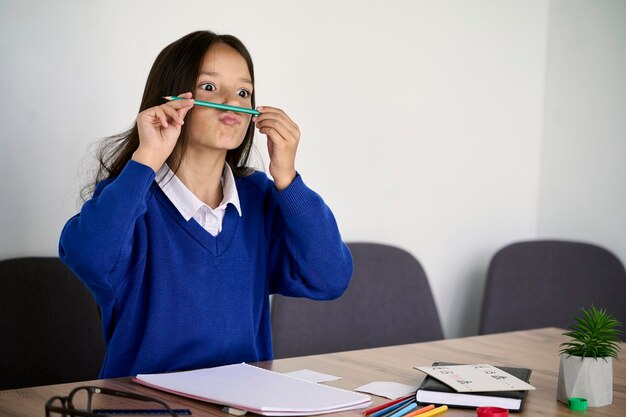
{"left": 561, "top": 305, "right": 622, "bottom": 358}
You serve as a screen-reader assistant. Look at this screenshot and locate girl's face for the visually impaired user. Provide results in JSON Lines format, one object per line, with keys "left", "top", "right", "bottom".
{"left": 185, "top": 42, "right": 253, "bottom": 153}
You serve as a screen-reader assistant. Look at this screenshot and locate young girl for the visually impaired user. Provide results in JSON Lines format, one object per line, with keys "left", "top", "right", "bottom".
{"left": 59, "top": 31, "right": 352, "bottom": 378}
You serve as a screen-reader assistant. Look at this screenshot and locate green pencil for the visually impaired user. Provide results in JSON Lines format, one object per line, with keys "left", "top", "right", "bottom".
{"left": 163, "top": 96, "right": 261, "bottom": 116}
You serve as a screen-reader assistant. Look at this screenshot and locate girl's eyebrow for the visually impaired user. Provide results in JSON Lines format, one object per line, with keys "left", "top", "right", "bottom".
{"left": 199, "top": 71, "right": 253, "bottom": 85}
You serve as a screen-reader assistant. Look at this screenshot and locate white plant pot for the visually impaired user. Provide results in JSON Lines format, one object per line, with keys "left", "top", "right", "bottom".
{"left": 557, "top": 354, "right": 613, "bottom": 407}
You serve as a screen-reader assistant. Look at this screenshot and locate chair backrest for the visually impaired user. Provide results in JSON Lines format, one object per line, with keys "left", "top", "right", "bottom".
{"left": 271, "top": 242, "right": 443, "bottom": 359}
{"left": 0, "top": 257, "right": 105, "bottom": 390}
{"left": 479, "top": 240, "right": 626, "bottom": 338}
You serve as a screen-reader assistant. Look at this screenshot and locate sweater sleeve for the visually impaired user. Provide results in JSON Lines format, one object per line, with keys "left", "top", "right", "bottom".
{"left": 267, "top": 174, "right": 353, "bottom": 300}
{"left": 58, "top": 160, "right": 156, "bottom": 296}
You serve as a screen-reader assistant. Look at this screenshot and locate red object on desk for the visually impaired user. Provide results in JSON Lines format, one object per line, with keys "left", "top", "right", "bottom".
{"left": 477, "top": 406, "right": 509, "bottom": 417}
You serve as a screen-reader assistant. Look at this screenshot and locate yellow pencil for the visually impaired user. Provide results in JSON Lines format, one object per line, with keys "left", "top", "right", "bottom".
{"left": 415, "top": 405, "right": 448, "bottom": 417}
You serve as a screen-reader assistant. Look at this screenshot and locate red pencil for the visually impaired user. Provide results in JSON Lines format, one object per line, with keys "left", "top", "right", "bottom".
{"left": 362, "top": 394, "right": 415, "bottom": 415}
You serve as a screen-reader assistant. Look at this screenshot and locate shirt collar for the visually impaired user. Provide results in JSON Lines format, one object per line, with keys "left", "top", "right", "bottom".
{"left": 156, "top": 162, "right": 242, "bottom": 221}
{"left": 220, "top": 162, "right": 242, "bottom": 215}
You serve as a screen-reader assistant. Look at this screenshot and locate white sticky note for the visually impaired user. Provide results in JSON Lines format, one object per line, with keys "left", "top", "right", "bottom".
{"left": 283, "top": 369, "right": 342, "bottom": 383}
{"left": 355, "top": 381, "right": 417, "bottom": 399}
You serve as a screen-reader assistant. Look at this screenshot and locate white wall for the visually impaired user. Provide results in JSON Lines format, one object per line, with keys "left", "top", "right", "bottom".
{"left": 2, "top": 0, "right": 622, "bottom": 339}
{"left": 538, "top": 0, "right": 626, "bottom": 264}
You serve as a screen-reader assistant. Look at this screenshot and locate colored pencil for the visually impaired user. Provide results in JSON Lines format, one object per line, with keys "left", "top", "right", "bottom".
{"left": 404, "top": 404, "right": 435, "bottom": 417}
{"left": 388, "top": 402, "right": 418, "bottom": 417}
{"left": 371, "top": 398, "right": 415, "bottom": 417}
{"left": 163, "top": 96, "right": 261, "bottom": 116}
{"left": 415, "top": 405, "right": 448, "bottom": 417}
{"left": 363, "top": 394, "right": 415, "bottom": 415}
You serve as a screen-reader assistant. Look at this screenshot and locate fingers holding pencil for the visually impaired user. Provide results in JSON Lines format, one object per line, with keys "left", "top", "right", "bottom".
{"left": 164, "top": 92, "right": 195, "bottom": 123}
{"left": 133, "top": 92, "right": 194, "bottom": 172}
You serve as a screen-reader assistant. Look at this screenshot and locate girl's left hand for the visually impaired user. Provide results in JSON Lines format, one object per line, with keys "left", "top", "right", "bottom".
{"left": 253, "top": 106, "right": 300, "bottom": 190}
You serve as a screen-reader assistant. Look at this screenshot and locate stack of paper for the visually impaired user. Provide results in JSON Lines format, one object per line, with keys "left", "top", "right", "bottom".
{"left": 134, "top": 363, "right": 371, "bottom": 416}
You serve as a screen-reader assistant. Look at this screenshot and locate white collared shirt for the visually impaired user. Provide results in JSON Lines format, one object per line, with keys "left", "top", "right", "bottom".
{"left": 156, "top": 163, "right": 242, "bottom": 236}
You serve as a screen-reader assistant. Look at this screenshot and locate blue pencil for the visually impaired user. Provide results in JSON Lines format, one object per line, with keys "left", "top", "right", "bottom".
{"left": 371, "top": 398, "right": 415, "bottom": 417}
{"left": 387, "top": 402, "right": 418, "bottom": 417}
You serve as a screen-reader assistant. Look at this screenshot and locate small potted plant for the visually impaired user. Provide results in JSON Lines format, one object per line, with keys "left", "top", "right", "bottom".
{"left": 557, "top": 305, "right": 622, "bottom": 407}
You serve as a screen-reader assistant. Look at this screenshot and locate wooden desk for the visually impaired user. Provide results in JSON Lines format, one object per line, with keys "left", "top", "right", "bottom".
{"left": 1, "top": 328, "right": 623, "bottom": 416}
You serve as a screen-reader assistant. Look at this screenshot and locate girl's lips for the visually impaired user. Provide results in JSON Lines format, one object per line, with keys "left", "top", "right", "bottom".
{"left": 218, "top": 113, "right": 242, "bottom": 126}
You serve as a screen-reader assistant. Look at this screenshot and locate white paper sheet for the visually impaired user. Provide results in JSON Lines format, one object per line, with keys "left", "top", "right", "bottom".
{"left": 283, "top": 369, "right": 341, "bottom": 383}
{"left": 355, "top": 381, "right": 417, "bottom": 399}
{"left": 135, "top": 363, "right": 371, "bottom": 416}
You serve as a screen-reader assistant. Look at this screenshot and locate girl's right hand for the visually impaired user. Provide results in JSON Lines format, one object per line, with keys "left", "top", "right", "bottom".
{"left": 132, "top": 92, "right": 195, "bottom": 172}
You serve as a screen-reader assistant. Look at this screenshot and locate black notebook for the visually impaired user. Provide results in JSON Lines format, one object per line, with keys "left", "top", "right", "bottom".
{"left": 415, "top": 362, "right": 532, "bottom": 412}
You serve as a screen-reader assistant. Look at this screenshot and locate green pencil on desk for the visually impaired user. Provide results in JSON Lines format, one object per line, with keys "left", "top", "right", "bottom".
{"left": 163, "top": 96, "right": 261, "bottom": 116}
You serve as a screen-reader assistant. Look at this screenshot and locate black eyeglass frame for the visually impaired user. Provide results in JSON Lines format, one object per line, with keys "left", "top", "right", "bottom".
{"left": 45, "top": 385, "right": 181, "bottom": 417}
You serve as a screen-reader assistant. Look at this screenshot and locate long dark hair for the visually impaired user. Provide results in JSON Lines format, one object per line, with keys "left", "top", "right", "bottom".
{"left": 83, "top": 31, "right": 255, "bottom": 200}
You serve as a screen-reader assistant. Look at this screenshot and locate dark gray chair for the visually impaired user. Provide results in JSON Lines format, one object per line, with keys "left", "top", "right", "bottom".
{"left": 0, "top": 257, "right": 105, "bottom": 390}
{"left": 271, "top": 242, "right": 443, "bottom": 358}
{"left": 479, "top": 240, "right": 626, "bottom": 339}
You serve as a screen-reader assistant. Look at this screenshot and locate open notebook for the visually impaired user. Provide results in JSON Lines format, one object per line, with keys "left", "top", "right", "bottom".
{"left": 134, "top": 363, "right": 371, "bottom": 416}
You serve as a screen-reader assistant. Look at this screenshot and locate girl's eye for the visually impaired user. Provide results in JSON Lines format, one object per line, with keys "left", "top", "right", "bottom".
{"left": 238, "top": 89, "right": 251, "bottom": 98}
{"left": 200, "top": 83, "right": 216, "bottom": 91}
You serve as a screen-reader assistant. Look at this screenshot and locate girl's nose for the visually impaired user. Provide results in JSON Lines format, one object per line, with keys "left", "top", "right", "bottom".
{"left": 223, "top": 94, "right": 244, "bottom": 106}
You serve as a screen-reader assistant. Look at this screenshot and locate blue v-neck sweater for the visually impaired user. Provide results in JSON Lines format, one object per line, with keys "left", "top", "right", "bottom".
{"left": 59, "top": 161, "right": 352, "bottom": 378}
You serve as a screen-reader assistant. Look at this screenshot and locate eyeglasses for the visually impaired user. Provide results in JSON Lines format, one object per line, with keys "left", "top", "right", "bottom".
{"left": 45, "top": 386, "right": 187, "bottom": 416}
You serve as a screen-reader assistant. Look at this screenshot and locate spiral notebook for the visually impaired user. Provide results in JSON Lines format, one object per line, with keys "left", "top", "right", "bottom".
{"left": 134, "top": 363, "right": 371, "bottom": 416}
